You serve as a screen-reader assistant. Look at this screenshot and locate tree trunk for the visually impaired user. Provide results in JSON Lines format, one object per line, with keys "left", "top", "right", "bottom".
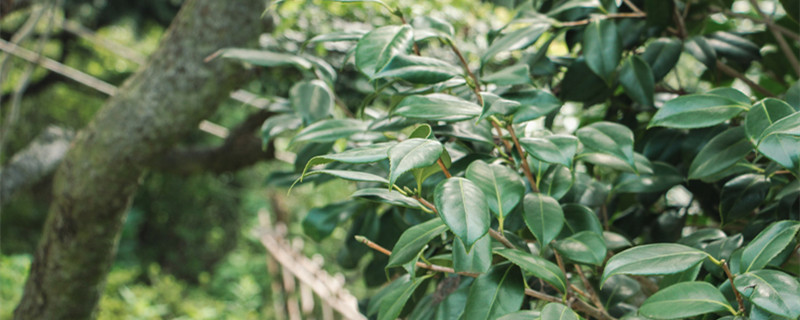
{"left": 13, "top": 0, "right": 268, "bottom": 318}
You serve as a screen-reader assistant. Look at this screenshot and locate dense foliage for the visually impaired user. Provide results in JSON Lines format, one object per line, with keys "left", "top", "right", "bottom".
{"left": 226, "top": 0, "right": 800, "bottom": 319}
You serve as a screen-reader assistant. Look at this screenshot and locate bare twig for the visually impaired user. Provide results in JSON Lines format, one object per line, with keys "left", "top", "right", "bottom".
{"left": 447, "top": 40, "right": 483, "bottom": 106}
{"left": 488, "top": 229, "right": 516, "bottom": 249}
{"left": 574, "top": 264, "right": 607, "bottom": 314}
{"left": 506, "top": 124, "right": 539, "bottom": 192}
{"left": 716, "top": 61, "right": 774, "bottom": 97}
{"left": 714, "top": 8, "right": 800, "bottom": 42}
{"left": 721, "top": 260, "right": 745, "bottom": 314}
{"left": 748, "top": 0, "right": 800, "bottom": 77}
{"left": 558, "top": 12, "right": 646, "bottom": 27}
{"left": 437, "top": 158, "right": 452, "bottom": 178}
{"left": 61, "top": 20, "right": 147, "bottom": 64}
{"left": 355, "top": 235, "right": 480, "bottom": 277}
{"left": 672, "top": 1, "right": 688, "bottom": 39}
{"left": 621, "top": 0, "right": 644, "bottom": 14}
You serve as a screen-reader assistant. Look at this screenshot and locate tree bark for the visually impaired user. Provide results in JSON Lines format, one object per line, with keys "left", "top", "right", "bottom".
{"left": 13, "top": 0, "right": 268, "bottom": 318}
{"left": 0, "top": 126, "right": 73, "bottom": 204}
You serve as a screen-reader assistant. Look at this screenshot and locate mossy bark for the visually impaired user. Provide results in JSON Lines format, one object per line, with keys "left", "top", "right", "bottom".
{"left": 13, "top": 0, "right": 267, "bottom": 318}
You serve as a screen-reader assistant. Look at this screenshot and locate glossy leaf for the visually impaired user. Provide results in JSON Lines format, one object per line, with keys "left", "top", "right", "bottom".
{"left": 600, "top": 275, "right": 641, "bottom": 309}
{"left": 552, "top": 231, "right": 606, "bottom": 266}
{"left": 495, "top": 248, "right": 566, "bottom": 293}
{"left": 538, "top": 164, "right": 573, "bottom": 200}
{"left": 745, "top": 98, "right": 795, "bottom": 144}
{"left": 540, "top": 303, "right": 580, "bottom": 320}
{"left": 734, "top": 270, "right": 800, "bottom": 319}
{"left": 411, "top": 15, "right": 455, "bottom": 38}
{"left": 292, "top": 119, "right": 369, "bottom": 143}
{"left": 577, "top": 121, "right": 636, "bottom": 172}
{"left": 504, "top": 89, "right": 561, "bottom": 123}
{"left": 603, "top": 231, "right": 632, "bottom": 251}
{"left": 649, "top": 94, "right": 749, "bottom": 129}
{"left": 465, "top": 160, "right": 525, "bottom": 219}
{"left": 301, "top": 142, "right": 396, "bottom": 177}
{"left": 639, "top": 282, "right": 735, "bottom": 318}
{"left": 687, "top": 126, "right": 752, "bottom": 180}
{"left": 302, "top": 169, "right": 388, "bottom": 184}
{"left": 453, "top": 234, "right": 492, "bottom": 274}
{"left": 388, "top": 138, "right": 444, "bottom": 187}
{"left": 583, "top": 19, "right": 621, "bottom": 84}
{"left": 375, "top": 54, "right": 459, "bottom": 84}
{"left": 461, "top": 264, "right": 525, "bottom": 320}
{"left": 482, "top": 23, "right": 550, "bottom": 63}
{"left": 561, "top": 203, "right": 603, "bottom": 237}
{"left": 482, "top": 64, "right": 532, "bottom": 86}
{"left": 219, "top": 48, "right": 312, "bottom": 69}
{"left": 619, "top": 55, "right": 654, "bottom": 107}
{"left": 613, "top": 162, "right": 683, "bottom": 194}
{"left": 522, "top": 193, "right": 564, "bottom": 247}
{"left": 719, "top": 174, "right": 769, "bottom": 224}
{"left": 434, "top": 177, "right": 490, "bottom": 250}
{"left": 394, "top": 94, "right": 482, "bottom": 121}
{"left": 387, "top": 218, "right": 448, "bottom": 268}
{"left": 290, "top": 80, "right": 335, "bottom": 125}
{"left": 756, "top": 111, "right": 800, "bottom": 175}
{"left": 601, "top": 243, "right": 709, "bottom": 285}
{"left": 261, "top": 113, "right": 302, "bottom": 146}
{"left": 519, "top": 135, "right": 578, "bottom": 168}
{"left": 740, "top": 220, "right": 800, "bottom": 273}
{"left": 641, "top": 38, "right": 682, "bottom": 81}
{"left": 352, "top": 188, "right": 424, "bottom": 210}
{"left": 355, "top": 25, "right": 414, "bottom": 78}
{"left": 302, "top": 202, "right": 355, "bottom": 241}
{"left": 378, "top": 274, "right": 429, "bottom": 320}
{"left": 479, "top": 93, "right": 522, "bottom": 122}
{"left": 308, "top": 30, "right": 366, "bottom": 43}
{"left": 684, "top": 36, "right": 717, "bottom": 70}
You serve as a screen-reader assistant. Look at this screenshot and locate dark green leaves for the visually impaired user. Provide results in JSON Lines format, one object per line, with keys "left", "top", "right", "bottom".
{"left": 388, "top": 138, "right": 444, "bottom": 187}
{"left": 687, "top": 126, "right": 752, "bottom": 180}
{"left": 375, "top": 55, "right": 459, "bottom": 84}
{"left": 434, "top": 177, "right": 490, "bottom": 250}
{"left": 453, "top": 234, "right": 492, "bottom": 274}
{"left": 292, "top": 119, "right": 369, "bottom": 143}
{"left": 387, "top": 218, "right": 448, "bottom": 268}
{"left": 619, "top": 55, "right": 654, "bottom": 107}
{"left": 377, "top": 274, "right": 430, "bottom": 320}
{"left": 756, "top": 111, "right": 800, "bottom": 175}
{"left": 522, "top": 193, "right": 564, "bottom": 247}
{"left": 395, "top": 94, "right": 482, "bottom": 121}
{"left": 734, "top": 270, "right": 800, "bottom": 319}
{"left": 639, "top": 282, "right": 735, "bottom": 319}
{"left": 582, "top": 19, "right": 621, "bottom": 84}
{"left": 642, "top": 38, "right": 682, "bottom": 81}
{"left": 482, "top": 23, "right": 550, "bottom": 63}
{"left": 740, "top": 220, "right": 800, "bottom": 273}
{"left": 290, "top": 80, "right": 334, "bottom": 125}
{"left": 495, "top": 248, "right": 567, "bottom": 293}
{"left": 577, "top": 122, "right": 636, "bottom": 172}
{"left": 461, "top": 264, "right": 524, "bottom": 320}
{"left": 601, "top": 243, "right": 709, "bottom": 285}
{"left": 719, "top": 174, "right": 769, "bottom": 224}
{"left": 552, "top": 231, "right": 606, "bottom": 266}
{"left": 540, "top": 303, "right": 580, "bottom": 320}
{"left": 649, "top": 93, "right": 749, "bottom": 129}
{"left": 465, "top": 160, "right": 525, "bottom": 219}
{"left": 356, "top": 25, "right": 414, "bottom": 78}
{"left": 745, "top": 98, "right": 795, "bottom": 144}
{"left": 519, "top": 135, "right": 578, "bottom": 168}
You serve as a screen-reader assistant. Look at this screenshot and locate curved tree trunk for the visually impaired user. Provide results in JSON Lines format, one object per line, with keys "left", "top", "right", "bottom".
{"left": 13, "top": 0, "right": 268, "bottom": 318}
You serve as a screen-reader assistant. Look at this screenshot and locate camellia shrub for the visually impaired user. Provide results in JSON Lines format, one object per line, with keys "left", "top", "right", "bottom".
{"left": 223, "top": 0, "right": 799, "bottom": 319}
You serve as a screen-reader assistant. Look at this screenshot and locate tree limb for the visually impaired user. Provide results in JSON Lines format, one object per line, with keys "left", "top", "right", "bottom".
{"left": 0, "top": 126, "right": 74, "bottom": 204}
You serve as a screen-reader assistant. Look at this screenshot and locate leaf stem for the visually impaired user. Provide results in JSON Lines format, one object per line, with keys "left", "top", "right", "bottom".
{"left": 720, "top": 259, "right": 745, "bottom": 314}
{"left": 437, "top": 158, "right": 452, "bottom": 178}
{"left": 716, "top": 61, "right": 774, "bottom": 97}
{"left": 490, "top": 117, "right": 516, "bottom": 164}
{"left": 574, "top": 264, "right": 608, "bottom": 314}
{"left": 488, "top": 228, "right": 515, "bottom": 249}
{"left": 414, "top": 195, "right": 438, "bottom": 213}
{"left": 506, "top": 123, "right": 539, "bottom": 192}
{"left": 354, "top": 235, "right": 480, "bottom": 277}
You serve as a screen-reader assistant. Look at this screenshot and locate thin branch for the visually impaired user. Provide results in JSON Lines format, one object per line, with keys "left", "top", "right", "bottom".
{"left": 671, "top": 0, "right": 688, "bottom": 39}
{"left": 557, "top": 12, "right": 646, "bottom": 27}
{"left": 61, "top": 20, "right": 147, "bottom": 64}
{"left": 488, "top": 229, "right": 516, "bottom": 249}
{"left": 714, "top": 8, "right": 800, "bottom": 42}
{"left": 355, "top": 235, "right": 480, "bottom": 277}
{"left": 721, "top": 260, "right": 745, "bottom": 314}
{"left": 621, "top": 0, "right": 644, "bottom": 14}
{"left": 491, "top": 121, "right": 515, "bottom": 164}
{"left": 437, "top": 158, "right": 452, "bottom": 178}
{"left": 506, "top": 124, "right": 539, "bottom": 192}
{"left": 748, "top": 0, "right": 800, "bottom": 77}
{"left": 447, "top": 40, "right": 483, "bottom": 106}
{"left": 415, "top": 195, "right": 438, "bottom": 213}
{"left": 574, "top": 264, "right": 607, "bottom": 314}
{"left": 716, "top": 61, "right": 774, "bottom": 97}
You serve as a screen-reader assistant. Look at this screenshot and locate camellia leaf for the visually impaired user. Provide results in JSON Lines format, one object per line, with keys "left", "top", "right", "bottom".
{"left": 538, "top": 165, "right": 573, "bottom": 200}
{"left": 302, "top": 202, "right": 356, "bottom": 242}
{"left": 519, "top": 135, "right": 578, "bottom": 168}
{"left": 522, "top": 193, "right": 564, "bottom": 247}
{"left": 292, "top": 119, "right": 369, "bottom": 144}
{"left": 387, "top": 218, "right": 448, "bottom": 268}
{"left": 411, "top": 15, "right": 455, "bottom": 39}
{"left": 434, "top": 177, "right": 490, "bottom": 250}
{"left": 374, "top": 54, "right": 459, "bottom": 84}
{"left": 684, "top": 36, "right": 717, "bottom": 70}
{"left": 745, "top": 98, "right": 795, "bottom": 144}
{"left": 388, "top": 138, "right": 444, "bottom": 187}
{"left": 648, "top": 94, "right": 749, "bottom": 129}
{"left": 301, "top": 142, "right": 397, "bottom": 177}
{"left": 482, "top": 64, "right": 532, "bottom": 86}
{"left": 482, "top": 23, "right": 550, "bottom": 63}
{"left": 465, "top": 160, "right": 525, "bottom": 219}
{"left": 461, "top": 264, "right": 525, "bottom": 320}
{"left": 352, "top": 188, "right": 425, "bottom": 210}
{"left": 394, "top": 94, "right": 482, "bottom": 121}
{"left": 290, "top": 80, "right": 335, "bottom": 125}
{"left": 479, "top": 93, "right": 522, "bottom": 122}
{"left": 552, "top": 231, "right": 606, "bottom": 266}
{"left": 560, "top": 203, "right": 603, "bottom": 237}
{"left": 355, "top": 25, "right": 414, "bottom": 78}
{"left": 619, "top": 55, "right": 655, "bottom": 107}
{"left": 582, "top": 19, "right": 621, "bottom": 84}
{"left": 504, "top": 89, "right": 561, "bottom": 123}
{"left": 719, "top": 174, "right": 769, "bottom": 224}
{"left": 497, "top": 311, "right": 541, "bottom": 320}
{"left": 734, "top": 270, "right": 800, "bottom": 319}
{"left": 756, "top": 111, "right": 800, "bottom": 175}
{"left": 378, "top": 274, "right": 430, "bottom": 320}
{"left": 687, "top": 126, "right": 752, "bottom": 180}
{"left": 613, "top": 162, "right": 683, "bottom": 194}
{"left": 641, "top": 38, "right": 682, "bottom": 81}
{"left": 301, "top": 169, "right": 389, "bottom": 184}
{"left": 308, "top": 30, "right": 367, "bottom": 43}
{"left": 261, "top": 113, "right": 303, "bottom": 147}
{"left": 639, "top": 282, "right": 735, "bottom": 319}
{"left": 740, "top": 220, "right": 800, "bottom": 273}
{"left": 219, "top": 48, "right": 312, "bottom": 69}
{"left": 601, "top": 243, "right": 710, "bottom": 285}
{"left": 540, "top": 302, "right": 580, "bottom": 320}
{"left": 494, "top": 248, "right": 567, "bottom": 294}
{"left": 453, "top": 234, "right": 492, "bottom": 274}
{"left": 577, "top": 121, "right": 636, "bottom": 172}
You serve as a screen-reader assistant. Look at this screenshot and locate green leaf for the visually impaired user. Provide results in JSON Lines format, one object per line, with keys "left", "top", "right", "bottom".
{"left": 482, "top": 64, "right": 532, "bottom": 86}
{"left": 522, "top": 193, "right": 564, "bottom": 247}
{"left": 482, "top": 23, "right": 550, "bottom": 63}
{"left": 261, "top": 114, "right": 302, "bottom": 146}
{"left": 540, "top": 302, "right": 580, "bottom": 320}
{"left": 719, "top": 174, "right": 769, "bottom": 224}
{"left": 740, "top": 220, "right": 800, "bottom": 273}
{"left": 218, "top": 48, "right": 312, "bottom": 69}
{"left": 687, "top": 126, "right": 752, "bottom": 180}
{"left": 378, "top": 274, "right": 429, "bottom": 320}
{"left": 641, "top": 38, "right": 682, "bottom": 81}
{"left": 684, "top": 36, "right": 717, "bottom": 70}
{"left": 613, "top": 161, "right": 683, "bottom": 194}
{"left": 603, "top": 231, "right": 632, "bottom": 251}
{"left": 497, "top": 311, "right": 541, "bottom": 320}
{"left": 583, "top": 19, "right": 621, "bottom": 84}
{"left": 387, "top": 218, "right": 448, "bottom": 268}
{"left": 504, "top": 89, "right": 562, "bottom": 123}
{"left": 465, "top": 160, "right": 525, "bottom": 219}
{"left": 434, "top": 277, "right": 472, "bottom": 320}
{"left": 601, "top": 243, "right": 709, "bottom": 285}
{"left": 290, "top": 80, "right": 335, "bottom": 125}
{"left": 479, "top": 93, "right": 522, "bottom": 122}
{"left": 375, "top": 54, "right": 459, "bottom": 84}
{"left": 368, "top": 273, "right": 410, "bottom": 316}
{"left": 388, "top": 138, "right": 444, "bottom": 187}
{"left": 745, "top": 98, "right": 795, "bottom": 144}
{"left": 434, "top": 177, "right": 491, "bottom": 250}
{"left": 561, "top": 203, "right": 603, "bottom": 237}
{"left": 539, "top": 165, "right": 574, "bottom": 200}
{"left": 453, "top": 234, "right": 492, "bottom": 274}
{"left": 302, "top": 202, "right": 355, "bottom": 241}
{"left": 707, "top": 87, "right": 751, "bottom": 104}
{"left": 355, "top": 25, "right": 414, "bottom": 78}
{"left": 649, "top": 94, "right": 749, "bottom": 129}
{"left": 600, "top": 275, "right": 641, "bottom": 309}
{"left": 352, "top": 188, "right": 425, "bottom": 210}
{"left": 552, "top": 231, "right": 606, "bottom": 266}
{"left": 301, "top": 142, "right": 397, "bottom": 177}
{"left": 734, "top": 270, "right": 800, "bottom": 319}
{"left": 409, "top": 124, "right": 432, "bottom": 139}
{"left": 292, "top": 119, "right": 369, "bottom": 143}
{"left": 411, "top": 15, "right": 455, "bottom": 39}
{"left": 640, "top": 282, "right": 735, "bottom": 319}
{"left": 308, "top": 30, "right": 366, "bottom": 43}
{"left": 302, "top": 169, "right": 389, "bottom": 184}
{"left": 394, "top": 94, "right": 482, "bottom": 121}
{"left": 461, "top": 264, "right": 525, "bottom": 320}
{"left": 756, "top": 111, "right": 800, "bottom": 175}
{"left": 577, "top": 122, "right": 636, "bottom": 172}
{"left": 494, "top": 248, "right": 567, "bottom": 293}
{"left": 519, "top": 135, "right": 578, "bottom": 168}
{"left": 619, "top": 55, "right": 655, "bottom": 107}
